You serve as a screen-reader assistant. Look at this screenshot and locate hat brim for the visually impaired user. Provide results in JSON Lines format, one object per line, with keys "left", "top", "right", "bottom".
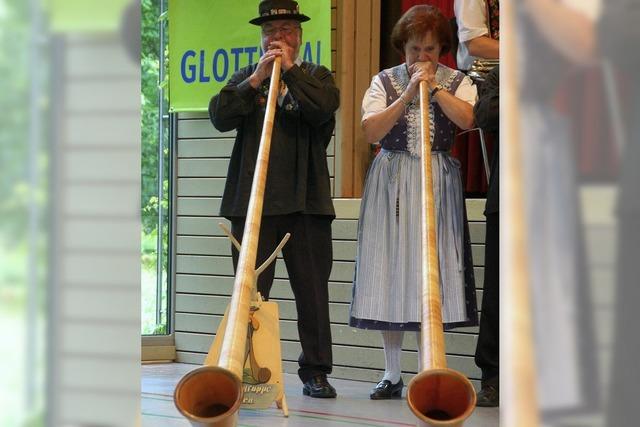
{"left": 249, "top": 13, "right": 310, "bottom": 26}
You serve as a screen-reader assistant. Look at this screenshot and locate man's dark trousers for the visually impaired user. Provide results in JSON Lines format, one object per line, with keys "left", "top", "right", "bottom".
{"left": 230, "top": 213, "right": 333, "bottom": 383}
{"left": 475, "top": 211, "right": 499, "bottom": 385}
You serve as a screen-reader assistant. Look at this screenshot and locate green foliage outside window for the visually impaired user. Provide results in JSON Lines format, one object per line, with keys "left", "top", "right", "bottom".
{"left": 141, "top": 0, "right": 170, "bottom": 335}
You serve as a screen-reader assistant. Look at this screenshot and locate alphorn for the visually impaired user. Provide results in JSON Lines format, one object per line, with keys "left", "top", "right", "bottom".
{"left": 501, "top": 0, "right": 539, "bottom": 424}
{"left": 405, "top": 81, "right": 477, "bottom": 427}
{"left": 173, "top": 57, "right": 284, "bottom": 427}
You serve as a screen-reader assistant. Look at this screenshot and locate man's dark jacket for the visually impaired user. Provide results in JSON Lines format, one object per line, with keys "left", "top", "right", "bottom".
{"left": 209, "top": 62, "right": 339, "bottom": 219}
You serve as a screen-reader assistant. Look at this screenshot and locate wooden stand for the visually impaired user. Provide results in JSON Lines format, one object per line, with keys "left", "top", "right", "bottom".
{"left": 202, "top": 224, "right": 290, "bottom": 417}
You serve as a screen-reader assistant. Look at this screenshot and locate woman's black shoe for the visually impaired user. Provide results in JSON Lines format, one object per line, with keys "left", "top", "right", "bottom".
{"left": 370, "top": 378, "right": 404, "bottom": 399}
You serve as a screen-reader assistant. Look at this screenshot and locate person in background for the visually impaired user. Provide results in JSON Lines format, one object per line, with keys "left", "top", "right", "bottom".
{"left": 472, "top": 65, "right": 499, "bottom": 407}
{"left": 455, "top": 0, "right": 500, "bottom": 407}
{"left": 454, "top": 0, "right": 499, "bottom": 71}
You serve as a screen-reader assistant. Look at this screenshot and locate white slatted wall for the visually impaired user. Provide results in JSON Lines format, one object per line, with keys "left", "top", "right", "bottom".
{"left": 50, "top": 35, "right": 141, "bottom": 426}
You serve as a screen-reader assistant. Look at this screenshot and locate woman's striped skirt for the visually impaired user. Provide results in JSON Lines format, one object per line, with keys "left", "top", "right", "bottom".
{"left": 349, "top": 149, "right": 478, "bottom": 331}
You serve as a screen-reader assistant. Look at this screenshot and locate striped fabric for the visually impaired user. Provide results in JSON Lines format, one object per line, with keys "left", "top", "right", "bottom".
{"left": 350, "top": 149, "right": 472, "bottom": 329}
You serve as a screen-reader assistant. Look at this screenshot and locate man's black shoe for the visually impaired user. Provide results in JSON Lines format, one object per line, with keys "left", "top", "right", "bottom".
{"left": 476, "top": 384, "right": 499, "bottom": 407}
{"left": 370, "top": 378, "right": 404, "bottom": 400}
{"left": 302, "top": 375, "right": 337, "bottom": 398}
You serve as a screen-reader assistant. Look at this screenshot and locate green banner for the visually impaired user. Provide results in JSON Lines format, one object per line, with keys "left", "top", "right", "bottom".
{"left": 168, "top": 0, "right": 332, "bottom": 112}
{"left": 48, "top": 0, "right": 130, "bottom": 32}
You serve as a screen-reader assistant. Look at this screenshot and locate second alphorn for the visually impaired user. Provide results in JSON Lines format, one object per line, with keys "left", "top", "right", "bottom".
{"left": 406, "top": 81, "right": 477, "bottom": 427}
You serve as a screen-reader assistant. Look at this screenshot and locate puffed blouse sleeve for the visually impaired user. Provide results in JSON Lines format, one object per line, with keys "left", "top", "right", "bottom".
{"left": 361, "top": 74, "right": 388, "bottom": 123}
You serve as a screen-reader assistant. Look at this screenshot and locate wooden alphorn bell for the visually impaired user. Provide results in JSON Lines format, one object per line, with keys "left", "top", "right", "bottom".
{"left": 405, "top": 81, "right": 477, "bottom": 427}
{"left": 173, "top": 57, "right": 288, "bottom": 427}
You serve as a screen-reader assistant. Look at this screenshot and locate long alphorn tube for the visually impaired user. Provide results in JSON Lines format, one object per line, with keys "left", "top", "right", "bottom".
{"left": 173, "top": 57, "right": 283, "bottom": 427}
{"left": 405, "top": 81, "right": 477, "bottom": 427}
{"left": 501, "top": 0, "right": 539, "bottom": 424}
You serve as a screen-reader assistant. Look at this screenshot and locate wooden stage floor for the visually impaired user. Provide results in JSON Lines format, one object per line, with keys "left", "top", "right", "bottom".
{"left": 142, "top": 363, "right": 499, "bottom": 426}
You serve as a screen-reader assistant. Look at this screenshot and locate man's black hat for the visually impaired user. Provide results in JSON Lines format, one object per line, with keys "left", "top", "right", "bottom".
{"left": 249, "top": 0, "right": 311, "bottom": 26}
